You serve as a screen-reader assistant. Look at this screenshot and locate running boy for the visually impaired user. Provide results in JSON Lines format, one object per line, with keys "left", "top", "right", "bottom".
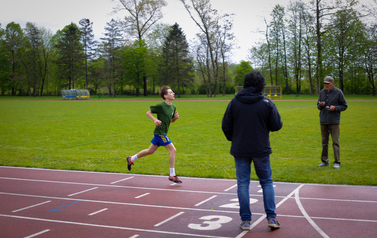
{"left": 126, "top": 85, "right": 182, "bottom": 183}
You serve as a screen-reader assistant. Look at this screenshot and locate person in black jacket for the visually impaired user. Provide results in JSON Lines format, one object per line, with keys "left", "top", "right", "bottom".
{"left": 317, "top": 76, "right": 347, "bottom": 169}
{"left": 222, "top": 71, "right": 283, "bottom": 230}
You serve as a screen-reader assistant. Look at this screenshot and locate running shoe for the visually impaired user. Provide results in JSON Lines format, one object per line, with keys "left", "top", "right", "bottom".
{"left": 333, "top": 163, "right": 340, "bottom": 169}
{"left": 168, "top": 175, "right": 182, "bottom": 183}
{"left": 240, "top": 221, "right": 251, "bottom": 230}
{"left": 268, "top": 217, "right": 280, "bottom": 229}
{"left": 127, "top": 156, "right": 133, "bottom": 171}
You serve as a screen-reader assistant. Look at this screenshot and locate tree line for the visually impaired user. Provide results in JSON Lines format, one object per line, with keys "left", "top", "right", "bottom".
{"left": 0, "top": 0, "right": 376, "bottom": 97}
{"left": 249, "top": 0, "right": 377, "bottom": 95}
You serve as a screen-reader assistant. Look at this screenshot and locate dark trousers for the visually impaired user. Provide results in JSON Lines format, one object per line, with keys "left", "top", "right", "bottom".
{"left": 321, "top": 124, "right": 340, "bottom": 164}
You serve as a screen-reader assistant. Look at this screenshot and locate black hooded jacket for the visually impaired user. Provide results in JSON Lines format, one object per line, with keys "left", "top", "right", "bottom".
{"left": 222, "top": 86, "right": 283, "bottom": 157}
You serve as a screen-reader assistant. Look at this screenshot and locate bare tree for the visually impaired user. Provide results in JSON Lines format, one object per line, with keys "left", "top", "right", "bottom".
{"left": 114, "top": 0, "right": 167, "bottom": 96}
{"left": 180, "top": 0, "right": 221, "bottom": 96}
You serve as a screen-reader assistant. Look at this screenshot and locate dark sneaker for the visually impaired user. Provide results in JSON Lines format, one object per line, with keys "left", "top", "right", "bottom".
{"left": 240, "top": 221, "right": 251, "bottom": 230}
{"left": 127, "top": 156, "right": 134, "bottom": 171}
{"left": 168, "top": 175, "right": 182, "bottom": 183}
{"left": 318, "top": 162, "right": 329, "bottom": 167}
{"left": 268, "top": 218, "right": 280, "bottom": 229}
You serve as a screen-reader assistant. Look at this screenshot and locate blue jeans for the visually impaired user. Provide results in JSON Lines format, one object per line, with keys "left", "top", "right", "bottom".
{"left": 234, "top": 155, "right": 277, "bottom": 221}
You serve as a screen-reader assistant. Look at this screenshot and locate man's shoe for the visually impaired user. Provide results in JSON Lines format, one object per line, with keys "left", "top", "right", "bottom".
{"left": 240, "top": 221, "right": 251, "bottom": 230}
{"left": 168, "top": 175, "right": 182, "bottom": 183}
{"left": 318, "top": 162, "right": 329, "bottom": 167}
{"left": 127, "top": 156, "right": 133, "bottom": 171}
{"left": 333, "top": 163, "right": 340, "bottom": 169}
{"left": 268, "top": 218, "right": 280, "bottom": 229}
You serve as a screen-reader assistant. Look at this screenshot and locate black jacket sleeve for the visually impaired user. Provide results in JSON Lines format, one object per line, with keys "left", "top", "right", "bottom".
{"left": 267, "top": 99, "right": 283, "bottom": 132}
{"left": 222, "top": 100, "right": 233, "bottom": 141}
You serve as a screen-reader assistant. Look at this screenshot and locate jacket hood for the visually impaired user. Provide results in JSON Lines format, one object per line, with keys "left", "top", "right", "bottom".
{"left": 235, "top": 86, "right": 264, "bottom": 104}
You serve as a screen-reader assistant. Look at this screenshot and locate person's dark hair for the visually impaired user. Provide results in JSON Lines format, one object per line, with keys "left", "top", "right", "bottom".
{"left": 243, "top": 71, "right": 265, "bottom": 92}
{"left": 159, "top": 85, "right": 171, "bottom": 99}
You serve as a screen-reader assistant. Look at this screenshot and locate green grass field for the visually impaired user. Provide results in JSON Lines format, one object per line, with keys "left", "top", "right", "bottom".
{"left": 1, "top": 95, "right": 376, "bottom": 186}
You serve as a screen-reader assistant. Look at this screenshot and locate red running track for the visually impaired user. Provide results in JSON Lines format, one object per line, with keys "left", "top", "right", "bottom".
{"left": 0, "top": 166, "right": 376, "bottom": 238}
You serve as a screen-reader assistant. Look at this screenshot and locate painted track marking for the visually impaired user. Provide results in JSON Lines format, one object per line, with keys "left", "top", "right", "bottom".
{"left": 224, "top": 184, "right": 237, "bottom": 192}
{"left": 88, "top": 208, "right": 108, "bottom": 216}
{"left": 236, "top": 183, "right": 304, "bottom": 238}
{"left": 49, "top": 200, "right": 81, "bottom": 212}
{"left": 154, "top": 211, "right": 185, "bottom": 227}
{"left": 12, "top": 200, "right": 51, "bottom": 213}
{"left": 0, "top": 191, "right": 242, "bottom": 214}
{"left": 0, "top": 214, "right": 231, "bottom": 238}
{"left": 135, "top": 193, "right": 150, "bottom": 199}
{"left": 195, "top": 195, "right": 217, "bottom": 206}
{"left": 110, "top": 176, "right": 134, "bottom": 184}
{"left": 24, "top": 229, "right": 50, "bottom": 238}
{"left": 295, "top": 185, "right": 330, "bottom": 238}
{"left": 68, "top": 187, "right": 98, "bottom": 197}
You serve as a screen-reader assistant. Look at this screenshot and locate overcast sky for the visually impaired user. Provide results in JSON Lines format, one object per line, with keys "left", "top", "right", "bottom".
{"left": 0, "top": 0, "right": 374, "bottom": 63}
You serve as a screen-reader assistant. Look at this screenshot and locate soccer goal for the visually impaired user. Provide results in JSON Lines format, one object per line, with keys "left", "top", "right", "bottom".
{"left": 264, "top": 86, "right": 282, "bottom": 99}
{"left": 234, "top": 86, "right": 282, "bottom": 99}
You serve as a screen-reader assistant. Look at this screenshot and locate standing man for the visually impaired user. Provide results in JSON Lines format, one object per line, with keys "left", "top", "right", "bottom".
{"left": 317, "top": 76, "right": 348, "bottom": 169}
{"left": 222, "top": 71, "right": 283, "bottom": 230}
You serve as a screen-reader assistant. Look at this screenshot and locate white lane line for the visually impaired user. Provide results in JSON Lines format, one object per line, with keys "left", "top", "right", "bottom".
{"left": 135, "top": 193, "right": 150, "bottom": 199}
{"left": 12, "top": 201, "right": 51, "bottom": 213}
{"left": 88, "top": 208, "right": 108, "bottom": 216}
{"left": 68, "top": 187, "right": 98, "bottom": 197}
{"left": 0, "top": 214, "right": 230, "bottom": 238}
{"left": 224, "top": 184, "right": 237, "bottom": 192}
{"left": 0, "top": 191, "right": 241, "bottom": 215}
{"left": 295, "top": 185, "right": 330, "bottom": 238}
{"left": 195, "top": 195, "right": 217, "bottom": 206}
{"left": 154, "top": 212, "right": 185, "bottom": 227}
{"left": 110, "top": 177, "right": 134, "bottom": 184}
{"left": 0, "top": 176, "right": 238, "bottom": 195}
{"left": 23, "top": 229, "right": 50, "bottom": 238}
{"left": 129, "top": 235, "right": 139, "bottom": 238}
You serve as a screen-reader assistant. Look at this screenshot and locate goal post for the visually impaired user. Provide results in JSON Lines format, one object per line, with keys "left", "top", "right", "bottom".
{"left": 234, "top": 86, "right": 282, "bottom": 99}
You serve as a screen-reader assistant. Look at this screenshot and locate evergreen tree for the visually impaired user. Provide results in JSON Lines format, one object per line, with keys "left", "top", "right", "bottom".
{"left": 55, "top": 23, "right": 84, "bottom": 89}
{"left": 79, "top": 18, "right": 96, "bottom": 89}
{"left": 101, "top": 19, "right": 123, "bottom": 97}
{"left": 161, "top": 23, "right": 194, "bottom": 97}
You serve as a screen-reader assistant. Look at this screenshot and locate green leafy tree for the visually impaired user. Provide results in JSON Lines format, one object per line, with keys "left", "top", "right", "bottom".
{"left": 123, "top": 40, "right": 148, "bottom": 94}
{"left": 233, "top": 61, "right": 253, "bottom": 86}
{"left": 5, "top": 22, "right": 24, "bottom": 95}
{"left": 326, "top": 8, "right": 364, "bottom": 91}
{"left": 23, "top": 22, "right": 47, "bottom": 96}
{"left": 0, "top": 24, "right": 12, "bottom": 95}
{"left": 117, "top": 0, "right": 167, "bottom": 96}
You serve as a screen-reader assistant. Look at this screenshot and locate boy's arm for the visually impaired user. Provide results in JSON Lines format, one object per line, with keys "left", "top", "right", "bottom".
{"left": 171, "top": 112, "right": 179, "bottom": 123}
{"left": 146, "top": 110, "right": 161, "bottom": 126}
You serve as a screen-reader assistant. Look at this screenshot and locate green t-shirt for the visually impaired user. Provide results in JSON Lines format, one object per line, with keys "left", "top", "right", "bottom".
{"left": 150, "top": 102, "right": 176, "bottom": 135}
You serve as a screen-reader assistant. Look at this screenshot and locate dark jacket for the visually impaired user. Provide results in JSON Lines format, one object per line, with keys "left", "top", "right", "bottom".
{"left": 317, "top": 86, "right": 347, "bottom": 125}
{"left": 222, "top": 86, "right": 283, "bottom": 157}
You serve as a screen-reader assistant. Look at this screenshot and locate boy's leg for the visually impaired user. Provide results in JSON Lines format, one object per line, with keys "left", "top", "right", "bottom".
{"left": 127, "top": 144, "right": 158, "bottom": 171}
{"left": 164, "top": 143, "right": 182, "bottom": 183}
{"left": 164, "top": 143, "right": 176, "bottom": 169}
{"left": 136, "top": 144, "right": 159, "bottom": 160}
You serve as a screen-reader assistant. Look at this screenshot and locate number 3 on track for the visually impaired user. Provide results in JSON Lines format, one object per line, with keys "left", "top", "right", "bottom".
{"left": 188, "top": 215, "right": 232, "bottom": 230}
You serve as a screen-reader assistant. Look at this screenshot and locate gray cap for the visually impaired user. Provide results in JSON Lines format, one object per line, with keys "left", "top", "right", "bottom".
{"left": 324, "top": 76, "right": 334, "bottom": 83}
